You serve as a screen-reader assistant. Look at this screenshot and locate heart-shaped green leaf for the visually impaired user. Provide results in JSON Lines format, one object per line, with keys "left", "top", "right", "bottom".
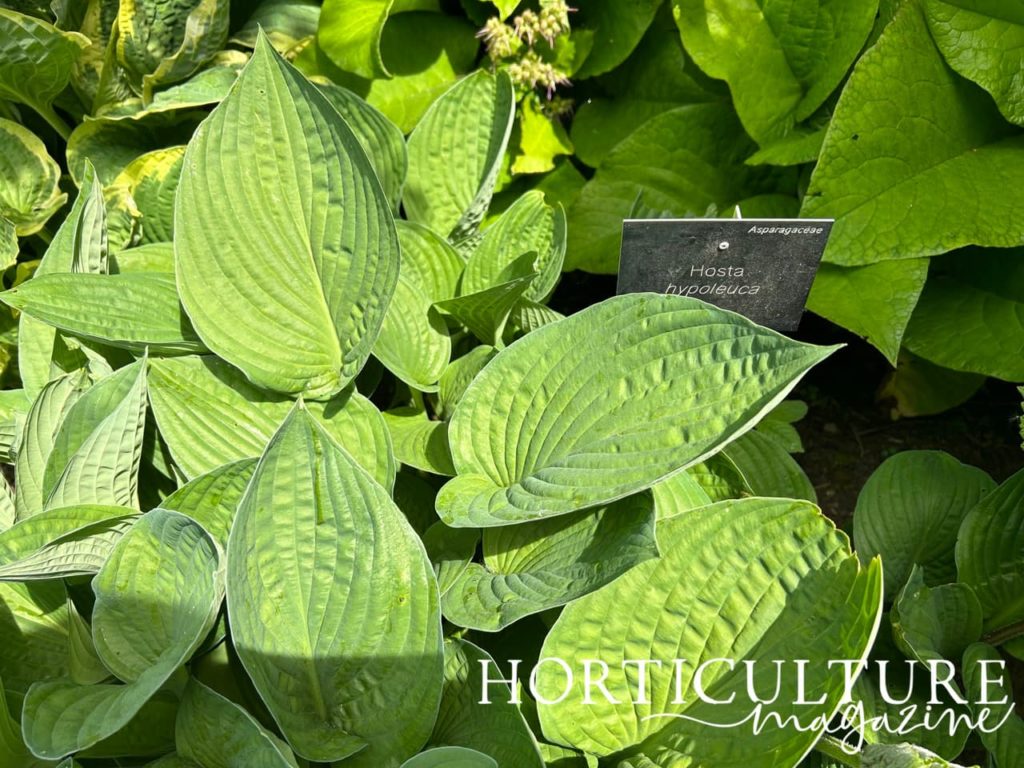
{"left": 0, "top": 118, "right": 64, "bottom": 236}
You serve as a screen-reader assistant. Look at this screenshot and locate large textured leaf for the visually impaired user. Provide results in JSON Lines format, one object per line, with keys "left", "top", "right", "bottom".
{"left": 116, "top": 0, "right": 230, "bottom": 99}
{"left": 802, "top": 0, "right": 1024, "bottom": 266}
{"left": 226, "top": 406, "right": 443, "bottom": 765}
{"left": 317, "top": 82, "right": 407, "bottom": 211}
{"left": 0, "top": 118, "right": 64, "bottom": 236}
{"left": 383, "top": 407, "right": 455, "bottom": 476}
{"left": 429, "top": 639, "right": 543, "bottom": 767}
{"left": 722, "top": 429, "right": 816, "bottom": 502}
{"left": 565, "top": 104, "right": 766, "bottom": 274}
{"left": 373, "top": 275, "right": 451, "bottom": 391}
{"left": 903, "top": 249, "right": 1024, "bottom": 380}
{"left": 0, "top": 504, "right": 137, "bottom": 580}
{"left": 462, "top": 191, "right": 566, "bottom": 303}
{"left": 925, "top": 0, "right": 1024, "bottom": 125}
{"left": 404, "top": 70, "right": 515, "bottom": 243}
{"left": 963, "top": 643, "right": 1024, "bottom": 768}
{"left": 0, "top": 581, "right": 72, "bottom": 697}
{"left": 0, "top": 9, "right": 88, "bottom": 134}
{"left": 956, "top": 466, "right": 1024, "bottom": 633}
{"left": 2, "top": 273, "right": 205, "bottom": 355}
{"left": 317, "top": 0, "right": 435, "bottom": 80}
{"left": 891, "top": 566, "right": 982, "bottom": 663}
{"left": 111, "top": 146, "right": 185, "bottom": 244}
{"left": 437, "top": 294, "right": 835, "bottom": 527}
{"left": 440, "top": 493, "right": 658, "bottom": 631}
{"left": 176, "top": 678, "right": 298, "bottom": 768}
{"left": 672, "top": 0, "right": 878, "bottom": 144}
{"left": 232, "top": 0, "right": 321, "bottom": 51}
{"left": 435, "top": 271, "right": 536, "bottom": 346}
{"left": 15, "top": 371, "right": 90, "bottom": 520}
{"left": 807, "top": 260, "right": 929, "bottom": 363}
{"left": 853, "top": 450, "right": 994, "bottom": 599}
{"left": 22, "top": 510, "right": 223, "bottom": 759}
{"left": 160, "top": 459, "right": 255, "bottom": 547}
{"left": 396, "top": 221, "right": 465, "bottom": 302}
{"left": 147, "top": 356, "right": 395, "bottom": 488}
{"left": 535, "top": 498, "right": 883, "bottom": 764}
{"left": 175, "top": 35, "right": 399, "bottom": 398}
{"left": 42, "top": 359, "right": 148, "bottom": 512}
{"left": 402, "top": 747, "right": 497, "bottom": 768}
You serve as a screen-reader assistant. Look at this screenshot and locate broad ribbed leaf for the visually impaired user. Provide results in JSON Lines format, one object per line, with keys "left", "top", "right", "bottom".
{"left": 925, "top": 0, "right": 1024, "bottom": 125}
{"left": 0, "top": 9, "right": 88, "bottom": 130}
{"left": 437, "top": 346, "right": 495, "bottom": 419}
{"left": 854, "top": 451, "right": 994, "bottom": 599}
{"left": 402, "top": 747, "right": 497, "bottom": 768}
{"left": 652, "top": 471, "right": 713, "bottom": 519}
{"left": 462, "top": 191, "right": 566, "bottom": 303}
{"left": 436, "top": 268, "right": 536, "bottom": 346}
{"left": 15, "top": 371, "right": 90, "bottom": 520}
{"left": 318, "top": 0, "right": 395, "bottom": 79}
{"left": 383, "top": 407, "right": 455, "bottom": 475}
{"left": 963, "top": 643, "right": 1024, "bottom": 768}
{"left": 535, "top": 498, "right": 883, "bottom": 763}
{"left": 175, "top": 34, "right": 400, "bottom": 398}
{"left": 429, "top": 639, "right": 544, "bottom": 767}
{"left": 0, "top": 118, "right": 64, "bottom": 236}
{"left": 22, "top": 509, "right": 224, "bottom": 759}
{"left": 232, "top": 0, "right": 321, "bottom": 51}
{"left": 404, "top": 70, "right": 515, "bottom": 243}
{"left": 226, "top": 406, "right": 443, "bottom": 765}
{"left": 177, "top": 678, "right": 299, "bottom": 767}
{"left": 437, "top": 294, "right": 836, "bottom": 527}
{"left": 422, "top": 522, "right": 479, "bottom": 597}
{"left": 97, "top": 65, "right": 237, "bottom": 119}
{"left": 111, "top": 146, "right": 184, "bottom": 244}
{"left": 396, "top": 221, "right": 465, "bottom": 302}
{"left": 440, "top": 493, "right": 658, "bottom": 631}
{"left": 43, "top": 359, "right": 148, "bottom": 512}
{"left": 671, "top": 0, "right": 878, "bottom": 144}
{"left": 0, "top": 504, "right": 137, "bottom": 580}
{"left": 0, "top": 581, "right": 71, "bottom": 697}
{"left": 112, "top": 242, "right": 176, "bottom": 274}
{"left": 892, "top": 566, "right": 982, "bottom": 663}
{"left": 161, "top": 459, "right": 255, "bottom": 547}
{"left": 374, "top": 276, "right": 451, "bottom": 391}
{"left": 148, "top": 356, "right": 395, "bottom": 488}
{"left": 2, "top": 273, "right": 204, "bottom": 355}
{"left": 802, "top": 0, "right": 1024, "bottom": 266}
{"left": 722, "top": 429, "right": 816, "bottom": 502}
{"left": 956, "top": 466, "right": 1024, "bottom": 632}
{"left": 318, "top": 82, "right": 407, "bottom": 212}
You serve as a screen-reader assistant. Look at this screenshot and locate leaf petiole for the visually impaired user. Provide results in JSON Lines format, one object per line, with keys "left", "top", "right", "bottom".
{"left": 815, "top": 735, "right": 862, "bottom": 767}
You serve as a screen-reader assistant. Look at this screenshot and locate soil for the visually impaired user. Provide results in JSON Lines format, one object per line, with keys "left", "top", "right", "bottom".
{"left": 549, "top": 272, "right": 1024, "bottom": 531}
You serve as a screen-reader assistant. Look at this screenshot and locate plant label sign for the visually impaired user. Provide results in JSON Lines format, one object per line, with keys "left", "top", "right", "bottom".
{"left": 617, "top": 218, "right": 833, "bottom": 331}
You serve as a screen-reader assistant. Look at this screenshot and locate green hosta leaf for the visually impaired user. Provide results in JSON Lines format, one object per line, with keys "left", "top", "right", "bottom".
{"left": 160, "top": 459, "right": 255, "bottom": 547}
{"left": 925, "top": 0, "right": 1024, "bottom": 125}
{"left": 317, "top": 82, "right": 407, "bottom": 212}
{"left": 962, "top": 643, "right": 1024, "bottom": 768}
{"left": 15, "top": 371, "right": 90, "bottom": 520}
{"left": 0, "top": 217, "right": 15, "bottom": 271}
{"left": 112, "top": 242, "right": 176, "bottom": 274}
{"left": 396, "top": 221, "right": 465, "bottom": 302}
{"left": 754, "top": 400, "right": 807, "bottom": 453}
{"left": 437, "top": 346, "right": 496, "bottom": 419}
{"left": 402, "top": 746, "right": 498, "bottom": 768}
{"left": 956, "top": 466, "right": 1024, "bottom": 633}
{"left": 573, "top": 0, "right": 661, "bottom": 78}
{"left": 892, "top": 566, "right": 982, "bottom": 662}
{"left": 2, "top": 273, "right": 204, "bottom": 355}
{"left": 111, "top": 146, "right": 184, "bottom": 244}
{"left": 117, "top": 0, "right": 230, "bottom": 100}
{"left": 671, "top": 0, "right": 878, "bottom": 144}
{"left": 1, "top": 671, "right": 43, "bottom": 767}
{"left": 148, "top": 756, "right": 202, "bottom": 768}
{"left": 383, "top": 407, "right": 456, "bottom": 475}
{"left": 0, "top": 581, "right": 71, "bottom": 698}
{"left": 232, "top": 0, "right": 320, "bottom": 52}
{"left": 176, "top": 678, "right": 299, "bottom": 767}
{"left": 462, "top": 191, "right": 566, "bottom": 303}
{"left": 395, "top": 470, "right": 443, "bottom": 535}
{"left": 97, "top": 66, "right": 240, "bottom": 121}
{"left": 440, "top": 493, "right": 658, "bottom": 631}
{"left": 22, "top": 509, "right": 224, "bottom": 759}
{"left": 317, "top": 0, "right": 437, "bottom": 79}
{"left": 802, "top": 0, "right": 1024, "bottom": 266}
{"left": 535, "top": 498, "right": 883, "bottom": 763}
{"left": 745, "top": 127, "right": 827, "bottom": 166}
{"left": 0, "top": 504, "right": 137, "bottom": 580}
{"left": 854, "top": 450, "right": 994, "bottom": 599}
{"left": 0, "top": 9, "right": 88, "bottom": 131}
{"left": 226, "top": 406, "right": 443, "bottom": 765}
{"left": 429, "top": 638, "right": 543, "bottom": 767}
{"left": 42, "top": 359, "right": 148, "bottom": 511}
{"left": 78, "top": 692, "right": 178, "bottom": 758}
{"left": 903, "top": 249, "right": 1024, "bottom": 381}
{"left": 436, "top": 270, "right": 536, "bottom": 345}
{"left": 374, "top": 276, "right": 451, "bottom": 391}
{"left": 437, "top": 294, "right": 835, "bottom": 527}
{"left": 722, "top": 429, "right": 816, "bottom": 502}
{"left": 565, "top": 104, "right": 765, "bottom": 274}
{"left": 422, "top": 521, "right": 478, "bottom": 597}
{"left": 505, "top": 300, "right": 564, "bottom": 339}
{"left": 176, "top": 35, "right": 399, "bottom": 398}
{"left": 0, "top": 119, "right": 64, "bottom": 236}
{"left": 148, "top": 356, "right": 395, "bottom": 488}
{"left": 405, "top": 70, "right": 515, "bottom": 244}
{"left": 807, "top": 260, "right": 929, "bottom": 364}
{"left": 652, "top": 471, "right": 713, "bottom": 519}
{"left": 861, "top": 743, "right": 974, "bottom": 768}
{"left": 67, "top": 598, "right": 110, "bottom": 686}
{"left": 879, "top": 353, "right": 985, "bottom": 418}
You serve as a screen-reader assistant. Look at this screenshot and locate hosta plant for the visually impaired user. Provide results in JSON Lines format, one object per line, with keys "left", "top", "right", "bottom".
{"left": 0, "top": 26, "right": 894, "bottom": 768}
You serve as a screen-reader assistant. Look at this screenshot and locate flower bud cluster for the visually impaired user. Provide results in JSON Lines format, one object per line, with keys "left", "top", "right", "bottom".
{"left": 477, "top": 1, "right": 575, "bottom": 98}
